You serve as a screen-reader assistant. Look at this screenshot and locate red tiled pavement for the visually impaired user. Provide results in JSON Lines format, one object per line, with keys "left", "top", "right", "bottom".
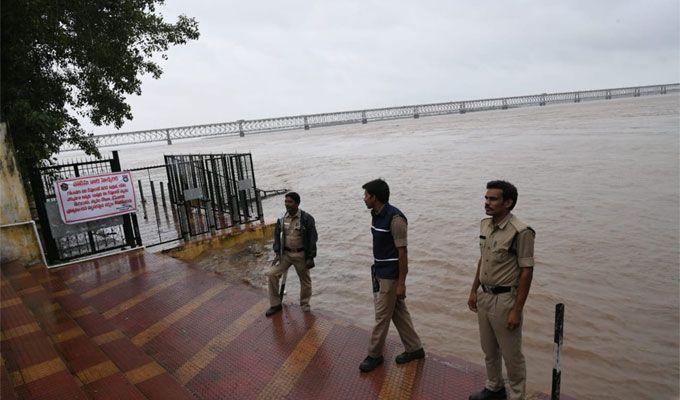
{"left": 1, "top": 251, "right": 573, "bottom": 399}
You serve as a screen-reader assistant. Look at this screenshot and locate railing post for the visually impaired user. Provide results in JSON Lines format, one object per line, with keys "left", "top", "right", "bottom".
{"left": 206, "top": 200, "right": 216, "bottom": 235}
{"left": 111, "top": 151, "right": 138, "bottom": 249}
{"left": 178, "top": 202, "right": 191, "bottom": 241}
{"left": 551, "top": 303, "right": 565, "bottom": 400}
{"left": 303, "top": 115, "right": 310, "bottom": 130}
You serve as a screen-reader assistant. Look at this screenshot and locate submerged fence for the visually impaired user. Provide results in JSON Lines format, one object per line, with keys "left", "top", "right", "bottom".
{"left": 61, "top": 83, "right": 679, "bottom": 151}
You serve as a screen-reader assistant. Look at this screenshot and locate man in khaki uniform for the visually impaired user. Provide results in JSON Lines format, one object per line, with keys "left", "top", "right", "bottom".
{"left": 266, "top": 192, "right": 318, "bottom": 317}
{"left": 359, "top": 179, "right": 424, "bottom": 373}
{"left": 468, "top": 180, "right": 535, "bottom": 400}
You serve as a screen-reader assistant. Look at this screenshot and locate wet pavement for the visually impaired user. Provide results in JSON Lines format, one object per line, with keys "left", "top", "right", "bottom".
{"left": 1, "top": 250, "right": 566, "bottom": 399}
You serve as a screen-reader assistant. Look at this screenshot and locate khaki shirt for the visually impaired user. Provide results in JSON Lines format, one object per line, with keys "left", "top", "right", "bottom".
{"left": 479, "top": 214, "right": 535, "bottom": 287}
{"left": 284, "top": 211, "right": 303, "bottom": 250}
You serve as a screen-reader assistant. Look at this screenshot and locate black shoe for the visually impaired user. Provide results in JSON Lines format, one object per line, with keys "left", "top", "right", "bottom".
{"left": 395, "top": 348, "right": 425, "bottom": 364}
{"left": 468, "top": 387, "right": 507, "bottom": 400}
{"left": 359, "top": 355, "right": 384, "bottom": 372}
{"left": 265, "top": 304, "right": 282, "bottom": 317}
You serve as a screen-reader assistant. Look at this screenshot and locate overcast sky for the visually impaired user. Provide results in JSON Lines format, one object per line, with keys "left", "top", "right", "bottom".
{"left": 82, "top": 0, "right": 680, "bottom": 134}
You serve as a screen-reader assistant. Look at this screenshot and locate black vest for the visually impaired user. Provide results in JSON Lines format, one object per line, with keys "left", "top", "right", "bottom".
{"left": 371, "top": 203, "right": 407, "bottom": 279}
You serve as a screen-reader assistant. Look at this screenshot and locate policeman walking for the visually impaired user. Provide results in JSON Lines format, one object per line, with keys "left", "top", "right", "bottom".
{"left": 266, "top": 192, "right": 318, "bottom": 317}
{"left": 468, "top": 180, "right": 535, "bottom": 400}
{"left": 359, "top": 179, "right": 424, "bottom": 373}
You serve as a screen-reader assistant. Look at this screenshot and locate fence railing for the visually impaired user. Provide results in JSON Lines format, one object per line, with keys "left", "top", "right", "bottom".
{"left": 60, "top": 83, "right": 679, "bottom": 151}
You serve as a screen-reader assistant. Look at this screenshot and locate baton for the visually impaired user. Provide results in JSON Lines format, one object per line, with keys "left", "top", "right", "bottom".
{"left": 277, "top": 215, "right": 287, "bottom": 301}
{"left": 371, "top": 264, "right": 379, "bottom": 302}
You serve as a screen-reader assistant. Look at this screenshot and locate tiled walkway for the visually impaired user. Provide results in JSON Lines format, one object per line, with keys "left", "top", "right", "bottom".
{"left": 1, "top": 251, "right": 560, "bottom": 399}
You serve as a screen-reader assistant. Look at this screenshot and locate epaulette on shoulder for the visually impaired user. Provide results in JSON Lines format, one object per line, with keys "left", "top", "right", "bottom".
{"left": 509, "top": 216, "right": 533, "bottom": 234}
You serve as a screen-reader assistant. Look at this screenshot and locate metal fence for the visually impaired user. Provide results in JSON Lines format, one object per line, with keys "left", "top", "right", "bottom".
{"left": 29, "top": 152, "right": 141, "bottom": 263}
{"left": 127, "top": 164, "right": 183, "bottom": 248}
{"left": 165, "top": 153, "right": 263, "bottom": 239}
{"left": 59, "top": 83, "right": 679, "bottom": 151}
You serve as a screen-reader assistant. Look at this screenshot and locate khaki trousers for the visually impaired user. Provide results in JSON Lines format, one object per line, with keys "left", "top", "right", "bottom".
{"left": 368, "top": 278, "right": 422, "bottom": 358}
{"left": 477, "top": 291, "right": 526, "bottom": 400}
{"left": 267, "top": 252, "right": 311, "bottom": 309}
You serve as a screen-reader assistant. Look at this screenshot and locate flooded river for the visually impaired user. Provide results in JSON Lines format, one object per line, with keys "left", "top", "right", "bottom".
{"left": 66, "top": 94, "right": 679, "bottom": 399}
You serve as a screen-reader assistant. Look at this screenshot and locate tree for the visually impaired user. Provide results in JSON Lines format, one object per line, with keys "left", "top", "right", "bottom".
{"left": 1, "top": 0, "right": 199, "bottom": 175}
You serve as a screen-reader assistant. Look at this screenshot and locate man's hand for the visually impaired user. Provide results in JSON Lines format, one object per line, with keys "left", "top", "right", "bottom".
{"left": 507, "top": 308, "right": 522, "bottom": 330}
{"left": 468, "top": 291, "right": 478, "bottom": 312}
{"left": 396, "top": 283, "right": 406, "bottom": 299}
{"left": 271, "top": 255, "right": 280, "bottom": 266}
{"left": 306, "top": 258, "right": 315, "bottom": 269}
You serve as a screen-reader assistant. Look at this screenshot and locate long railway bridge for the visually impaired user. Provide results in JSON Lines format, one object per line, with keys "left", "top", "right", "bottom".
{"left": 60, "top": 83, "right": 679, "bottom": 152}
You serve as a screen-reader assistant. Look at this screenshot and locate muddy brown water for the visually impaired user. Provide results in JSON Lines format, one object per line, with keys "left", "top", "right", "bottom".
{"left": 62, "top": 94, "right": 679, "bottom": 399}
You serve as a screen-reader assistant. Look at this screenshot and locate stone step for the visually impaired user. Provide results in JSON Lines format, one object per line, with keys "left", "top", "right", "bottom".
{"left": 1, "top": 263, "right": 89, "bottom": 399}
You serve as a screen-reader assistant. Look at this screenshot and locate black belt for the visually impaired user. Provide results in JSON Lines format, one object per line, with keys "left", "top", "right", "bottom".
{"left": 481, "top": 285, "right": 512, "bottom": 295}
{"left": 284, "top": 247, "right": 304, "bottom": 253}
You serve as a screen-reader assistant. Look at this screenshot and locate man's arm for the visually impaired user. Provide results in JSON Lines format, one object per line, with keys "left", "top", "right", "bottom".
{"left": 507, "top": 229, "right": 535, "bottom": 330}
{"left": 396, "top": 246, "right": 408, "bottom": 299}
{"left": 391, "top": 216, "right": 408, "bottom": 299}
{"left": 468, "top": 258, "right": 482, "bottom": 312}
{"left": 303, "top": 214, "right": 318, "bottom": 269}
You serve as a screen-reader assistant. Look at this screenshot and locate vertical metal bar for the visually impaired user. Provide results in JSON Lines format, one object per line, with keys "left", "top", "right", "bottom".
{"left": 551, "top": 303, "right": 564, "bottom": 400}
{"left": 138, "top": 180, "right": 146, "bottom": 203}
{"left": 111, "top": 151, "right": 137, "bottom": 248}
{"left": 222, "top": 156, "right": 236, "bottom": 226}
{"left": 130, "top": 213, "right": 143, "bottom": 246}
{"left": 248, "top": 153, "right": 264, "bottom": 224}
{"left": 150, "top": 180, "right": 158, "bottom": 208}
{"left": 160, "top": 181, "right": 167, "bottom": 208}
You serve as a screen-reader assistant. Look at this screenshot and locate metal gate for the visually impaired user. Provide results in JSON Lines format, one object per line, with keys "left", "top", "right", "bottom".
{"left": 164, "top": 153, "right": 263, "bottom": 239}
{"left": 30, "top": 151, "right": 141, "bottom": 264}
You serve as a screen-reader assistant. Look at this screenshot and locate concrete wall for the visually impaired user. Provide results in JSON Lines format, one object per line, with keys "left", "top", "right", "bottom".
{"left": 0, "top": 123, "right": 43, "bottom": 266}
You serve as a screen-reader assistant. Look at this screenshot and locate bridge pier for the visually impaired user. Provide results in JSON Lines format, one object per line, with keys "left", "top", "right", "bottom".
{"left": 413, "top": 106, "right": 419, "bottom": 119}
{"left": 460, "top": 102, "right": 466, "bottom": 114}
{"left": 238, "top": 120, "right": 244, "bottom": 137}
{"left": 166, "top": 129, "right": 172, "bottom": 145}
{"left": 304, "top": 116, "right": 309, "bottom": 130}
{"left": 361, "top": 111, "right": 367, "bottom": 124}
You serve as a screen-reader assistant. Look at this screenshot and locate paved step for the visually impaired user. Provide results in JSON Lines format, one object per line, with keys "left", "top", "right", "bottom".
{"left": 1, "top": 264, "right": 89, "bottom": 400}
{"left": 1, "top": 355, "right": 19, "bottom": 400}
{"left": 21, "top": 258, "right": 196, "bottom": 400}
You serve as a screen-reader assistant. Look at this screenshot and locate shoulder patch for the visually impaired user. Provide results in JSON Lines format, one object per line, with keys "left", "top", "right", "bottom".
{"left": 509, "top": 216, "right": 531, "bottom": 233}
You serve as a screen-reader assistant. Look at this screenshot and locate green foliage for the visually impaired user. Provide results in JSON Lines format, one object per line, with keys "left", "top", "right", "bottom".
{"left": 1, "top": 0, "right": 199, "bottom": 173}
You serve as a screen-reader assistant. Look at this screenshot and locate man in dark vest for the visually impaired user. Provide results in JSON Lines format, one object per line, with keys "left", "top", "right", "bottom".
{"left": 359, "top": 179, "right": 424, "bottom": 372}
{"left": 266, "top": 192, "right": 318, "bottom": 317}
